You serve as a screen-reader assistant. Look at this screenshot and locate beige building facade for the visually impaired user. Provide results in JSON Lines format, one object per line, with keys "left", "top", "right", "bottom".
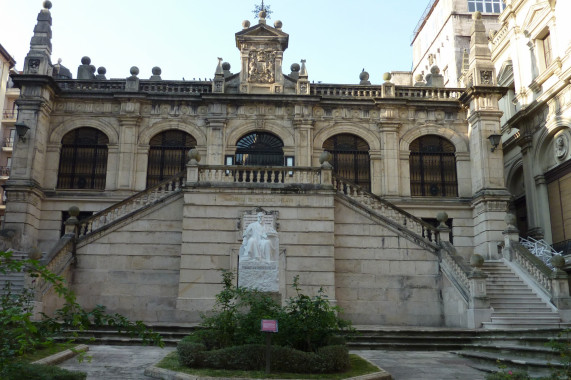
{"left": 2, "top": 2, "right": 570, "bottom": 329}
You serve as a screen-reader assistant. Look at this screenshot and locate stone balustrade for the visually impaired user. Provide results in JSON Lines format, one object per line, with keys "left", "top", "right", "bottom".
{"left": 311, "top": 84, "right": 463, "bottom": 100}
{"left": 332, "top": 176, "right": 440, "bottom": 249}
{"left": 32, "top": 236, "right": 74, "bottom": 298}
{"left": 76, "top": 171, "right": 185, "bottom": 238}
{"left": 195, "top": 165, "right": 322, "bottom": 185}
{"left": 56, "top": 80, "right": 211, "bottom": 94}
{"left": 511, "top": 241, "right": 553, "bottom": 293}
{"left": 440, "top": 246, "right": 471, "bottom": 302}
{"left": 395, "top": 86, "right": 463, "bottom": 99}
{"left": 311, "top": 84, "right": 383, "bottom": 97}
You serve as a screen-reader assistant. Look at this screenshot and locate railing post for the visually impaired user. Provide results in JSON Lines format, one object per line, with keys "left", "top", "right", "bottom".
{"left": 467, "top": 254, "right": 491, "bottom": 328}
{"left": 550, "top": 256, "right": 571, "bottom": 315}
{"left": 319, "top": 151, "right": 333, "bottom": 189}
{"left": 436, "top": 211, "right": 449, "bottom": 244}
{"left": 64, "top": 206, "right": 80, "bottom": 237}
{"left": 502, "top": 213, "right": 519, "bottom": 261}
{"left": 186, "top": 148, "right": 201, "bottom": 186}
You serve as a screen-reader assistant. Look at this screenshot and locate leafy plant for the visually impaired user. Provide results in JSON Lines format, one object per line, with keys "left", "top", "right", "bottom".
{"left": 0, "top": 250, "right": 163, "bottom": 375}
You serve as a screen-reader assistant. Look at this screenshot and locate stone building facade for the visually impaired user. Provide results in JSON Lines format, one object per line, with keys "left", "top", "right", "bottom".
{"left": 3, "top": 2, "right": 569, "bottom": 328}
{"left": 490, "top": 0, "right": 571, "bottom": 253}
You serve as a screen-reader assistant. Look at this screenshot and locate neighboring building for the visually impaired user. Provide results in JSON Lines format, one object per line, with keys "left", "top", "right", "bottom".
{"left": 412, "top": 0, "right": 505, "bottom": 87}
{"left": 1, "top": 2, "right": 569, "bottom": 329}
{"left": 490, "top": 0, "right": 571, "bottom": 254}
{"left": 0, "top": 44, "right": 18, "bottom": 225}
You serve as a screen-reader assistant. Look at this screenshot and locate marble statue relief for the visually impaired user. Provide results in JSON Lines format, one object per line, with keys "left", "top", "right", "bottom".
{"left": 239, "top": 212, "right": 278, "bottom": 262}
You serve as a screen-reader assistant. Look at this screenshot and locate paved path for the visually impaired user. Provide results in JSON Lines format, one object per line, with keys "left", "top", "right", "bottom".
{"left": 357, "top": 350, "right": 486, "bottom": 380}
{"left": 58, "top": 345, "right": 486, "bottom": 379}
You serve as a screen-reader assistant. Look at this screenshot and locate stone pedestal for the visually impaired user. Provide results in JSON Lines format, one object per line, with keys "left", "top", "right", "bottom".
{"left": 238, "top": 260, "right": 279, "bottom": 292}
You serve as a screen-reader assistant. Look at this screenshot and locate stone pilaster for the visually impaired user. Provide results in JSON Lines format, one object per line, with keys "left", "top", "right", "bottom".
{"left": 519, "top": 136, "right": 545, "bottom": 240}
{"left": 117, "top": 111, "right": 141, "bottom": 189}
{"left": 293, "top": 120, "right": 314, "bottom": 167}
{"left": 378, "top": 123, "right": 400, "bottom": 196}
{"left": 205, "top": 118, "right": 226, "bottom": 165}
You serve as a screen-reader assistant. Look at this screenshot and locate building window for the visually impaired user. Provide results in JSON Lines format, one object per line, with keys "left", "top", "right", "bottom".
{"left": 147, "top": 130, "right": 196, "bottom": 188}
{"left": 468, "top": 0, "right": 505, "bottom": 13}
{"left": 409, "top": 135, "right": 458, "bottom": 197}
{"left": 323, "top": 134, "right": 371, "bottom": 191}
{"left": 235, "top": 132, "right": 284, "bottom": 166}
{"left": 57, "top": 127, "right": 109, "bottom": 190}
{"left": 541, "top": 32, "right": 553, "bottom": 68}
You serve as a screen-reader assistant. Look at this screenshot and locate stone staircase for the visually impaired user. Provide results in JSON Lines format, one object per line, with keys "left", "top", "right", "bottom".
{"left": 0, "top": 251, "right": 28, "bottom": 296}
{"left": 482, "top": 260, "right": 564, "bottom": 329}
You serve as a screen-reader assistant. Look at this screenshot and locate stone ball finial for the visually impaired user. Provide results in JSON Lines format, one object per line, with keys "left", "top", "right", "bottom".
{"left": 319, "top": 151, "right": 333, "bottom": 165}
{"left": 473, "top": 11, "right": 482, "bottom": 20}
{"left": 259, "top": 10, "right": 267, "bottom": 18}
{"left": 470, "top": 253, "right": 485, "bottom": 269}
{"left": 130, "top": 66, "right": 139, "bottom": 76}
{"left": 504, "top": 212, "right": 517, "bottom": 227}
{"left": 222, "top": 62, "right": 231, "bottom": 70}
{"left": 28, "top": 246, "right": 42, "bottom": 260}
{"left": 430, "top": 65, "right": 440, "bottom": 75}
{"left": 152, "top": 66, "right": 162, "bottom": 75}
{"left": 188, "top": 148, "right": 201, "bottom": 164}
{"left": 68, "top": 206, "right": 80, "bottom": 217}
{"left": 436, "top": 211, "right": 448, "bottom": 228}
{"left": 551, "top": 255, "right": 565, "bottom": 270}
{"left": 43, "top": 1, "right": 52, "bottom": 10}
{"left": 359, "top": 70, "right": 370, "bottom": 81}
{"left": 242, "top": 20, "right": 251, "bottom": 29}
{"left": 382, "top": 72, "right": 392, "bottom": 81}
{"left": 274, "top": 20, "right": 283, "bottom": 29}
{"left": 415, "top": 73, "right": 424, "bottom": 82}
{"left": 89, "top": 64, "right": 96, "bottom": 74}
{"left": 97, "top": 67, "right": 106, "bottom": 75}
{"left": 81, "top": 56, "right": 91, "bottom": 65}
{"left": 290, "top": 63, "right": 300, "bottom": 72}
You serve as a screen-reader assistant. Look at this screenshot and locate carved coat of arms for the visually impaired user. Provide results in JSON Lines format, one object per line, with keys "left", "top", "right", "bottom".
{"left": 248, "top": 49, "right": 276, "bottom": 83}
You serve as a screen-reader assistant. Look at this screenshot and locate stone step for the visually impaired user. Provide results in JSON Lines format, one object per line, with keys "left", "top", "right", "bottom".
{"left": 483, "top": 322, "right": 564, "bottom": 330}
{"left": 492, "top": 312, "right": 559, "bottom": 318}
{"left": 453, "top": 350, "right": 558, "bottom": 377}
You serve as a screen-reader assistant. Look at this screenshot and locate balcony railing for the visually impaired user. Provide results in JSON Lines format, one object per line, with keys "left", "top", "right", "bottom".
{"left": 0, "top": 166, "right": 10, "bottom": 176}
{"left": 2, "top": 110, "right": 17, "bottom": 120}
{"left": 2, "top": 138, "right": 14, "bottom": 148}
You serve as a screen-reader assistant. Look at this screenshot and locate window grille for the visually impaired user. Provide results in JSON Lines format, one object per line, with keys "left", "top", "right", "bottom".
{"left": 235, "top": 132, "right": 284, "bottom": 166}
{"left": 323, "top": 134, "right": 370, "bottom": 191}
{"left": 468, "top": 0, "right": 505, "bottom": 13}
{"left": 57, "top": 128, "right": 109, "bottom": 190}
{"left": 409, "top": 135, "right": 458, "bottom": 197}
{"left": 146, "top": 130, "right": 196, "bottom": 188}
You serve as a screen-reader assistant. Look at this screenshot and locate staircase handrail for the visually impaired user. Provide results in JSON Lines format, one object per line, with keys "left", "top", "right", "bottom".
{"left": 76, "top": 171, "right": 185, "bottom": 240}
{"left": 439, "top": 242, "right": 471, "bottom": 303}
{"left": 511, "top": 241, "right": 553, "bottom": 293}
{"left": 29, "top": 235, "right": 75, "bottom": 298}
{"left": 332, "top": 176, "right": 440, "bottom": 250}
{"left": 196, "top": 165, "right": 322, "bottom": 185}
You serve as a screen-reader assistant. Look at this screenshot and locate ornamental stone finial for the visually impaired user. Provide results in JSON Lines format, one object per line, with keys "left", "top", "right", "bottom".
{"left": 188, "top": 148, "right": 201, "bottom": 165}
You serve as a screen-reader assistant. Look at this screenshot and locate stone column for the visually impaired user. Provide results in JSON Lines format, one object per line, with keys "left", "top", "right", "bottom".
{"left": 534, "top": 174, "right": 553, "bottom": 243}
{"left": 520, "top": 137, "right": 544, "bottom": 240}
{"left": 117, "top": 114, "right": 141, "bottom": 189}
{"left": 379, "top": 123, "right": 399, "bottom": 196}
{"left": 369, "top": 150, "right": 382, "bottom": 196}
{"left": 205, "top": 118, "right": 226, "bottom": 165}
{"left": 293, "top": 120, "right": 314, "bottom": 167}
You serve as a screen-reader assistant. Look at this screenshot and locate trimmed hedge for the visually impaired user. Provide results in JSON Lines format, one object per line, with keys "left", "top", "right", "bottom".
{"left": 177, "top": 340, "right": 350, "bottom": 374}
{"left": 1, "top": 363, "right": 87, "bottom": 380}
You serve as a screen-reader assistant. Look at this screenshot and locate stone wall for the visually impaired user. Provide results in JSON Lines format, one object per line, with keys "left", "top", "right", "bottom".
{"left": 72, "top": 194, "right": 184, "bottom": 322}
{"left": 333, "top": 201, "right": 443, "bottom": 325}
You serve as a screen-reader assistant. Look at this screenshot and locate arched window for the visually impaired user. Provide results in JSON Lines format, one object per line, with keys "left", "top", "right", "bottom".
{"left": 409, "top": 135, "right": 458, "bottom": 197}
{"left": 57, "top": 128, "right": 109, "bottom": 190}
{"left": 235, "top": 132, "right": 284, "bottom": 166}
{"left": 323, "top": 134, "right": 370, "bottom": 190}
{"left": 147, "top": 130, "right": 196, "bottom": 187}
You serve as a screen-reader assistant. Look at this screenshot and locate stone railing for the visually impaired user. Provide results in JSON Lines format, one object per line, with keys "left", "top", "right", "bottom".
{"left": 439, "top": 242, "right": 471, "bottom": 303}
{"left": 76, "top": 171, "right": 185, "bottom": 239}
{"left": 511, "top": 241, "right": 553, "bottom": 293}
{"left": 33, "top": 235, "right": 75, "bottom": 298}
{"left": 311, "top": 85, "right": 383, "bottom": 98}
{"left": 56, "top": 79, "right": 211, "bottom": 94}
{"left": 332, "top": 176, "right": 439, "bottom": 251}
{"left": 491, "top": 23, "right": 509, "bottom": 46}
{"left": 139, "top": 81, "right": 211, "bottom": 94}
{"left": 57, "top": 80, "right": 127, "bottom": 92}
{"left": 196, "top": 165, "right": 322, "bottom": 185}
{"left": 395, "top": 86, "right": 464, "bottom": 99}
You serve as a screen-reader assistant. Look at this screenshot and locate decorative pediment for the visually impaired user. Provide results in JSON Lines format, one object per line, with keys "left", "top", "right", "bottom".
{"left": 522, "top": 2, "right": 550, "bottom": 34}
{"left": 235, "top": 23, "right": 289, "bottom": 51}
{"left": 497, "top": 60, "right": 514, "bottom": 87}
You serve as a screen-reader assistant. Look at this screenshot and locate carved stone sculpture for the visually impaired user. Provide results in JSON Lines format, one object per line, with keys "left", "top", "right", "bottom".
{"left": 247, "top": 49, "right": 276, "bottom": 83}
{"left": 239, "top": 212, "right": 278, "bottom": 262}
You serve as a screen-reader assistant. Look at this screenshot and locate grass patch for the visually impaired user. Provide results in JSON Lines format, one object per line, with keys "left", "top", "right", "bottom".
{"left": 156, "top": 351, "right": 380, "bottom": 379}
{"left": 13, "top": 342, "right": 79, "bottom": 363}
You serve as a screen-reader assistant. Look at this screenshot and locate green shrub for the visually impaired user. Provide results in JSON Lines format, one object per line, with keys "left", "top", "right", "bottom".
{"left": 177, "top": 340, "right": 206, "bottom": 367}
{"left": 485, "top": 370, "right": 531, "bottom": 380}
{"left": 316, "top": 345, "right": 351, "bottom": 373}
{"left": 1, "top": 363, "right": 86, "bottom": 380}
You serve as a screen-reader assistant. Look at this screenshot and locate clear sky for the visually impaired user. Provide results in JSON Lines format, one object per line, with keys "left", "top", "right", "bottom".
{"left": 0, "top": 0, "right": 431, "bottom": 84}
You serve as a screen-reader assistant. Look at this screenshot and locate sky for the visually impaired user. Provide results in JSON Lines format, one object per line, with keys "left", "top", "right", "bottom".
{"left": 0, "top": 0, "right": 431, "bottom": 84}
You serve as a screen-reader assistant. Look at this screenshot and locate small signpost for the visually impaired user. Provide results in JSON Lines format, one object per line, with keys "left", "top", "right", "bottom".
{"left": 261, "top": 319, "right": 278, "bottom": 374}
